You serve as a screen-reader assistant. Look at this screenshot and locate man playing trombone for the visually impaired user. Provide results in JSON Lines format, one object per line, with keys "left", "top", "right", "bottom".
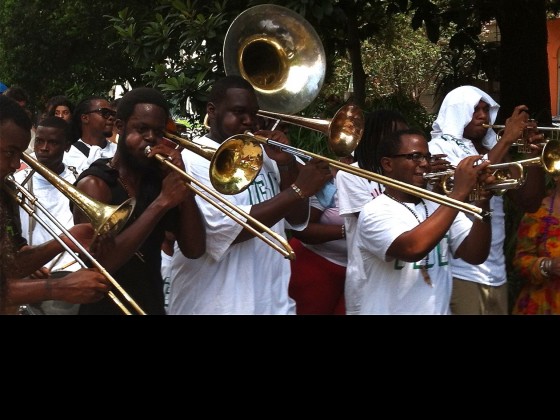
{"left": 0, "top": 95, "right": 110, "bottom": 313}
{"left": 72, "top": 87, "right": 206, "bottom": 315}
{"left": 167, "top": 75, "right": 333, "bottom": 315}
{"left": 13, "top": 116, "right": 82, "bottom": 314}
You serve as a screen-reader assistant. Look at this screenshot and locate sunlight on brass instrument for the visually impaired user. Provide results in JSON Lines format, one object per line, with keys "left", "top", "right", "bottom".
{"left": 3, "top": 153, "right": 146, "bottom": 315}
{"left": 424, "top": 139, "right": 560, "bottom": 201}
{"left": 145, "top": 144, "right": 295, "bottom": 260}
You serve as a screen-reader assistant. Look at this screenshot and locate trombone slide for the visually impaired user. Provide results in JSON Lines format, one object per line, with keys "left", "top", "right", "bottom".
{"left": 3, "top": 177, "right": 146, "bottom": 315}
{"left": 151, "top": 151, "right": 295, "bottom": 260}
{"left": 240, "top": 132, "right": 491, "bottom": 221}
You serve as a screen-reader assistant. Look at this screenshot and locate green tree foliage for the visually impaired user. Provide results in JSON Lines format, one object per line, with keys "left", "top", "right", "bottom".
{"left": 0, "top": 0, "right": 149, "bottom": 114}
{"left": 107, "top": 0, "right": 255, "bottom": 125}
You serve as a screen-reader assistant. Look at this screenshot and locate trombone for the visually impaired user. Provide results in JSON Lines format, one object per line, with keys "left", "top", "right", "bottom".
{"left": 4, "top": 154, "right": 146, "bottom": 315}
{"left": 146, "top": 145, "right": 295, "bottom": 260}
{"left": 228, "top": 132, "right": 490, "bottom": 220}
{"left": 258, "top": 104, "right": 365, "bottom": 158}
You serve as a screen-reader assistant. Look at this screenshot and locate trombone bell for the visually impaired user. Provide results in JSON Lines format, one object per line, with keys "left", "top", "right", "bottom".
{"left": 210, "top": 137, "right": 264, "bottom": 195}
{"left": 163, "top": 130, "right": 264, "bottom": 195}
{"left": 21, "top": 153, "right": 135, "bottom": 235}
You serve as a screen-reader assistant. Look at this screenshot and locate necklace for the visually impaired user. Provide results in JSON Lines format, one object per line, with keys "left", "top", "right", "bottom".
{"left": 107, "top": 160, "right": 132, "bottom": 198}
{"left": 385, "top": 192, "right": 432, "bottom": 286}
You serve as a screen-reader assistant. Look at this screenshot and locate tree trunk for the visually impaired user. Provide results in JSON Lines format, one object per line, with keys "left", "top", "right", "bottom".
{"left": 495, "top": 0, "right": 551, "bottom": 125}
{"left": 342, "top": 5, "right": 367, "bottom": 107}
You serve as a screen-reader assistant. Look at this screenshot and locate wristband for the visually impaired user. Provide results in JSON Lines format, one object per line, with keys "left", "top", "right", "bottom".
{"left": 290, "top": 183, "right": 306, "bottom": 199}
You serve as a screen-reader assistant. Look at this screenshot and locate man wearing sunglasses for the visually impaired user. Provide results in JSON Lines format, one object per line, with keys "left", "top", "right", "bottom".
{"left": 63, "top": 96, "right": 117, "bottom": 175}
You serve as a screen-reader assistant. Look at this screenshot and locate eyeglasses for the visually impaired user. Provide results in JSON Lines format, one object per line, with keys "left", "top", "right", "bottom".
{"left": 84, "top": 108, "right": 116, "bottom": 119}
{"left": 389, "top": 153, "right": 436, "bottom": 164}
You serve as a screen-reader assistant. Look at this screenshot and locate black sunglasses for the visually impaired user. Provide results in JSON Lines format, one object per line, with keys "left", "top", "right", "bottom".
{"left": 389, "top": 152, "right": 436, "bottom": 164}
{"left": 84, "top": 108, "right": 116, "bottom": 119}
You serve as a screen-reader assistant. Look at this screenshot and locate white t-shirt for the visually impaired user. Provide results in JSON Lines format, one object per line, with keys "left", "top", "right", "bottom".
{"left": 14, "top": 164, "right": 80, "bottom": 273}
{"left": 300, "top": 193, "right": 347, "bottom": 267}
{"left": 161, "top": 250, "right": 173, "bottom": 314}
{"left": 336, "top": 164, "right": 384, "bottom": 314}
{"left": 356, "top": 194, "right": 472, "bottom": 314}
{"left": 429, "top": 136, "right": 506, "bottom": 286}
{"left": 168, "top": 135, "right": 308, "bottom": 315}
{"left": 63, "top": 139, "right": 117, "bottom": 175}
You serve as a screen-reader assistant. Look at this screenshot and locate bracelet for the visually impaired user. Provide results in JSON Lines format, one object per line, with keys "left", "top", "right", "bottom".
{"left": 290, "top": 183, "right": 306, "bottom": 199}
{"left": 341, "top": 224, "right": 346, "bottom": 239}
{"left": 539, "top": 258, "right": 552, "bottom": 278}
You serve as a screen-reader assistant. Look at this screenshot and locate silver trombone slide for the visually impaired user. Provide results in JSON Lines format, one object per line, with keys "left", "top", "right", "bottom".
{"left": 4, "top": 177, "right": 145, "bottom": 315}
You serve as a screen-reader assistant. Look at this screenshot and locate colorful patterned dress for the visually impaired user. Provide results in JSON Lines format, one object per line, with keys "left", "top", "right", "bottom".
{"left": 513, "top": 191, "right": 560, "bottom": 314}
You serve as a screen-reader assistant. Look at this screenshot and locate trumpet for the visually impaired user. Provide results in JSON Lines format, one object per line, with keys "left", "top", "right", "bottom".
{"left": 423, "top": 162, "right": 524, "bottom": 201}
{"left": 4, "top": 153, "right": 145, "bottom": 315}
{"left": 424, "top": 140, "right": 560, "bottom": 200}
{"left": 146, "top": 146, "right": 295, "bottom": 260}
{"left": 483, "top": 120, "right": 558, "bottom": 153}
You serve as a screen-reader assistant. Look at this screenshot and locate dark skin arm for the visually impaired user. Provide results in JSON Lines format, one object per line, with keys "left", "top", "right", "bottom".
{"left": 5, "top": 268, "right": 110, "bottom": 305}
{"left": 8, "top": 223, "right": 97, "bottom": 278}
{"left": 387, "top": 156, "right": 493, "bottom": 265}
{"left": 149, "top": 146, "right": 206, "bottom": 259}
{"left": 74, "top": 144, "right": 204, "bottom": 272}
{"left": 291, "top": 207, "right": 344, "bottom": 244}
{"left": 232, "top": 129, "right": 332, "bottom": 244}
{"left": 482, "top": 107, "right": 546, "bottom": 213}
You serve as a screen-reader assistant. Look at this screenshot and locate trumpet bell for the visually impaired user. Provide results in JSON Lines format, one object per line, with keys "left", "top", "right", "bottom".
{"left": 223, "top": 4, "right": 326, "bottom": 114}
{"left": 210, "top": 136, "right": 264, "bottom": 195}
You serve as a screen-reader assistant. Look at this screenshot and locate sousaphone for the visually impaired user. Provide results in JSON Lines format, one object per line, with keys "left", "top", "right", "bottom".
{"left": 223, "top": 4, "right": 326, "bottom": 114}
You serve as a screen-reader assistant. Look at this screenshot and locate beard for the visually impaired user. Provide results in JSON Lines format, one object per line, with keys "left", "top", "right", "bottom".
{"left": 116, "top": 129, "right": 164, "bottom": 210}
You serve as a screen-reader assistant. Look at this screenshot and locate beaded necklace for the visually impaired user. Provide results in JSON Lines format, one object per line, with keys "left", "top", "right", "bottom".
{"left": 385, "top": 192, "right": 432, "bottom": 286}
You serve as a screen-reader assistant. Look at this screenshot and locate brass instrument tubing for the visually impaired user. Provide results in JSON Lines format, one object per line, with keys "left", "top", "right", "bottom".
{"left": 152, "top": 153, "right": 296, "bottom": 260}
{"left": 247, "top": 133, "right": 490, "bottom": 221}
{"left": 3, "top": 177, "right": 144, "bottom": 315}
